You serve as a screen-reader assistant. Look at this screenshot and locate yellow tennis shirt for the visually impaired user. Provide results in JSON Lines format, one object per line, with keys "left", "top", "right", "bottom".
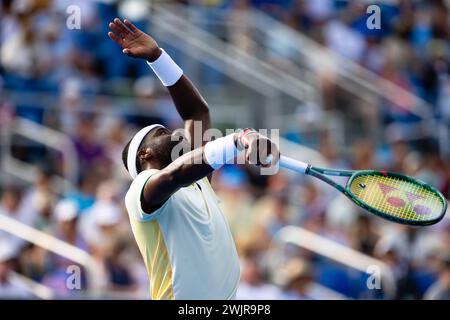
{"left": 125, "top": 169, "right": 240, "bottom": 300}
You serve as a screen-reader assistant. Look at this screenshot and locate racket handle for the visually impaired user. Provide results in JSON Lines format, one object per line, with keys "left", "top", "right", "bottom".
{"left": 279, "top": 155, "right": 309, "bottom": 174}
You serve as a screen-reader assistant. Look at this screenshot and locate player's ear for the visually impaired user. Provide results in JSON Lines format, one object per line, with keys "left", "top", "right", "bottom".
{"left": 138, "top": 147, "right": 152, "bottom": 162}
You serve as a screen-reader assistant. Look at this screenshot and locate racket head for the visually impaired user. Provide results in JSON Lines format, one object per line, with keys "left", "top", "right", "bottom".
{"left": 345, "top": 170, "right": 447, "bottom": 226}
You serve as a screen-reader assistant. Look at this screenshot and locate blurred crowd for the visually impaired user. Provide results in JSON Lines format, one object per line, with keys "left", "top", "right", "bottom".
{"left": 184, "top": 0, "right": 450, "bottom": 133}
{"left": 1, "top": 0, "right": 450, "bottom": 300}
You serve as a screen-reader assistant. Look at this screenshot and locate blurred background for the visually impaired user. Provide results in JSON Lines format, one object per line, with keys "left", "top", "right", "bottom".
{"left": 1, "top": 0, "right": 450, "bottom": 299}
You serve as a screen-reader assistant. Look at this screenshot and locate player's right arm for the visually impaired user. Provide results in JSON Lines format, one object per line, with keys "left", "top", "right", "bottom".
{"left": 141, "top": 131, "right": 280, "bottom": 213}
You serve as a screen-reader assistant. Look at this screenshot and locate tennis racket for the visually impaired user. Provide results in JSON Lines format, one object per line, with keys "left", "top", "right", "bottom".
{"left": 279, "top": 155, "right": 447, "bottom": 226}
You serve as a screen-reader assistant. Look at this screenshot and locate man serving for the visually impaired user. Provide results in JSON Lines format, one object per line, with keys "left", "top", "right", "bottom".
{"left": 108, "top": 18, "right": 279, "bottom": 300}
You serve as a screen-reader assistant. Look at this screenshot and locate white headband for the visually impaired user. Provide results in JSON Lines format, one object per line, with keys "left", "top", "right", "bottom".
{"left": 127, "top": 124, "right": 164, "bottom": 179}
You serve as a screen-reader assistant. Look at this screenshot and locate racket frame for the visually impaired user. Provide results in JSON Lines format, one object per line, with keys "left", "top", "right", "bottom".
{"left": 305, "top": 166, "right": 447, "bottom": 226}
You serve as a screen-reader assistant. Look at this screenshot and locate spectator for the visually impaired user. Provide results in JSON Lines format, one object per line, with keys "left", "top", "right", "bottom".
{"left": 72, "top": 115, "right": 108, "bottom": 175}
{"left": 52, "top": 199, "right": 89, "bottom": 265}
{"left": 0, "top": 241, "right": 31, "bottom": 299}
{"left": 279, "top": 258, "right": 315, "bottom": 299}
{"left": 424, "top": 253, "right": 450, "bottom": 299}
{"left": 40, "top": 199, "right": 89, "bottom": 295}
{"left": 236, "top": 246, "right": 282, "bottom": 299}
{"left": 0, "top": 186, "right": 36, "bottom": 251}
{"left": 22, "top": 168, "right": 57, "bottom": 232}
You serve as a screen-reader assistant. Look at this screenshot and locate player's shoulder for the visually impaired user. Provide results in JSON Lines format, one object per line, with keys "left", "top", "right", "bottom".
{"left": 125, "top": 169, "right": 160, "bottom": 203}
{"left": 125, "top": 169, "right": 165, "bottom": 222}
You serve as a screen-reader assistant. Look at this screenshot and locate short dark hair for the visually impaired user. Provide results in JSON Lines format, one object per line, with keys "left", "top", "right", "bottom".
{"left": 122, "top": 128, "right": 168, "bottom": 174}
{"left": 122, "top": 138, "right": 141, "bottom": 173}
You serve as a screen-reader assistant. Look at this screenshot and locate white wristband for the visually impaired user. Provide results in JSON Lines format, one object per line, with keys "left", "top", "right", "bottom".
{"left": 204, "top": 134, "right": 240, "bottom": 170}
{"left": 147, "top": 49, "right": 183, "bottom": 87}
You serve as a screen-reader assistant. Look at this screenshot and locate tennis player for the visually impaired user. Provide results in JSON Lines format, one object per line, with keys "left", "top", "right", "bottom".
{"left": 108, "top": 18, "right": 279, "bottom": 300}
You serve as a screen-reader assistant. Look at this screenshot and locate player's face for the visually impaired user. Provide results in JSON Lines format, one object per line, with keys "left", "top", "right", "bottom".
{"left": 144, "top": 127, "right": 191, "bottom": 168}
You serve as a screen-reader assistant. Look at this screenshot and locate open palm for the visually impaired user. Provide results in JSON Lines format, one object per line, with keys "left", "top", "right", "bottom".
{"left": 108, "top": 18, "right": 161, "bottom": 61}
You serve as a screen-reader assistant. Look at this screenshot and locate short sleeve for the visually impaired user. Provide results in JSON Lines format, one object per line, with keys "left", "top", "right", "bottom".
{"left": 126, "top": 169, "right": 172, "bottom": 222}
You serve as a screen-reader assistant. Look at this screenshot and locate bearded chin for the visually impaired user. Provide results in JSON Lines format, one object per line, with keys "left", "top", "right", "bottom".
{"left": 160, "top": 139, "right": 192, "bottom": 167}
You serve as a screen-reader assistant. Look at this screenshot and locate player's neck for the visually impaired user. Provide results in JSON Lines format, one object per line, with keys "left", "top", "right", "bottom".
{"left": 141, "top": 161, "right": 163, "bottom": 171}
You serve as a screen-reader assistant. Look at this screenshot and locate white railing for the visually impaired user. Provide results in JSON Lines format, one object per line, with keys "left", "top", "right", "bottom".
{"left": 272, "top": 226, "right": 397, "bottom": 298}
{"left": 1, "top": 117, "right": 78, "bottom": 193}
{"left": 149, "top": 5, "right": 325, "bottom": 130}
{"left": 247, "top": 9, "right": 433, "bottom": 120}
{"left": 163, "top": 4, "right": 449, "bottom": 153}
{"left": 152, "top": 6, "right": 318, "bottom": 104}
{"left": 168, "top": 4, "right": 433, "bottom": 120}
{"left": 9, "top": 271, "right": 55, "bottom": 299}
{"left": 309, "top": 283, "right": 350, "bottom": 300}
{"left": 1, "top": 89, "right": 252, "bottom": 129}
{"left": 0, "top": 214, "right": 103, "bottom": 296}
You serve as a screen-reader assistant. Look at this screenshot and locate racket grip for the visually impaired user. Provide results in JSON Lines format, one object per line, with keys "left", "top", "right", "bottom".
{"left": 279, "top": 156, "right": 309, "bottom": 174}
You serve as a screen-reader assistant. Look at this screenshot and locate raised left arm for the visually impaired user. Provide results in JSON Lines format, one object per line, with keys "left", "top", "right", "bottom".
{"left": 108, "top": 18, "right": 211, "bottom": 147}
{"left": 166, "top": 75, "right": 211, "bottom": 148}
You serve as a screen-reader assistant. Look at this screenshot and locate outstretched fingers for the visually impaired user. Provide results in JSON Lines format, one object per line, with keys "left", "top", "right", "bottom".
{"left": 124, "top": 19, "right": 140, "bottom": 33}
{"left": 109, "top": 22, "right": 124, "bottom": 39}
{"left": 108, "top": 31, "right": 121, "bottom": 44}
{"left": 114, "top": 18, "right": 131, "bottom": 35}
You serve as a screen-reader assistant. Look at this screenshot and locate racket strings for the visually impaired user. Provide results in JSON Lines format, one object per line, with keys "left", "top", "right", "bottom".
{"left": 349, "top": 174, "right": 444, "bottom": 222}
